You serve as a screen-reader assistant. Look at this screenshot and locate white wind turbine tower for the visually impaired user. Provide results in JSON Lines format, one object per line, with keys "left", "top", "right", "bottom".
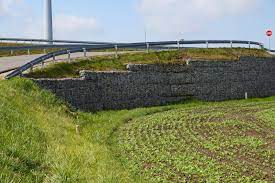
{"left": 44, "top": 0, "right": 53, "bottom": 44}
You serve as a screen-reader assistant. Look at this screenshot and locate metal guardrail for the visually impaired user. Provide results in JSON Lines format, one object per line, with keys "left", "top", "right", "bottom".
{"left": 0, "top": 38, "right": 116, "bottom": 56}
{"left": 0, "top": 44, "right": 108, "bottom": 52}
{"left": 5, "top": 40, "right": 273, "bottom": 79}
{"left": 0, "top": 37, "right": 113, "bottom": 45}
{"left": 0, "top": 39, "right": 266, "bottom": 55}
{"left": 0, "top": 39, "right": 264, "bottom": 50}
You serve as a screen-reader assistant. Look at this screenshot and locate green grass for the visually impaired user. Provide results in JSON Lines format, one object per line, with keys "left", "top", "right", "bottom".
{"left": 26, "top": 48, "right": 274, "bottom": 78}
{"left": 0, "top": 78, "right": 274, "bottom": 182}
{"left": 0, "top": 43, "right": 62, "bottom": 57}
{"left": 0, "top": 78, "right": 176, "bottom": 182}
{"left": 113, "top": 99, "right": 275, "bottom": 182}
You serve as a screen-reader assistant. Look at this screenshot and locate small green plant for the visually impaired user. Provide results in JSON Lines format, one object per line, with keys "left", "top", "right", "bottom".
{"left": 113, "top": 99, "right": 275, "bottom": 182}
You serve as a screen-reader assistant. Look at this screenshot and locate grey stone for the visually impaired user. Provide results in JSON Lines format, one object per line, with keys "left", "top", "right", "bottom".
{"left": 33, "top": 57, "right": 275, "bottom": 111}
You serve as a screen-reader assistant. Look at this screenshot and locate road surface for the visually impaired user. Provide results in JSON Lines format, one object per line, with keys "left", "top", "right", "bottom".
{"left": 0, "top": 51, "right": 134, "bottom": 73}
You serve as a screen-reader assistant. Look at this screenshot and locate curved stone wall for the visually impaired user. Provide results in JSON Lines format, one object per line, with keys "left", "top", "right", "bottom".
{"left": 34, "top": 57, "right": 275, "bottom": 111}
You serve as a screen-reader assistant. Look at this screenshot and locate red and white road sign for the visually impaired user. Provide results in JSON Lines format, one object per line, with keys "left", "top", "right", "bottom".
{"left": 266, "top": 30, "right": 272, "bottom": 37}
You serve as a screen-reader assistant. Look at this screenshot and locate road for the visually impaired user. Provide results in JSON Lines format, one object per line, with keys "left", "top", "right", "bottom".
{"left": 0, "top": 51, "right": 134, "bottom": 73}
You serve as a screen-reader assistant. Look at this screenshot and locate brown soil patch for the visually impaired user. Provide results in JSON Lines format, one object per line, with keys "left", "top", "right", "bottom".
{"left": 244, "top": 130, "right": 262, "bottom": 138}
{"left": 269, "top": 141, "right": 275, "bottom": 149}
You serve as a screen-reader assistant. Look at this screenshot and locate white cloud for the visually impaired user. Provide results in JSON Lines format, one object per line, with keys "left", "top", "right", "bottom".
{"left": 139, "top": 0, "right": 261, "bottom": 35}
{"left": 0, "top": 0, "right": 23, "bottom": 16}
{"left": 2, "top": 13, "right": 103, "bottom": 40}
{"left": 55, "top": 15, "right": 99, "bottom": 32}
{"left": 18, "top": 15, "right": 103, "bottom": 40}
{"left": 54, "top": 15, "right": 102, "bottom": 40}
{"left": 0, "top": 0, "right": 103, "bottom": 40}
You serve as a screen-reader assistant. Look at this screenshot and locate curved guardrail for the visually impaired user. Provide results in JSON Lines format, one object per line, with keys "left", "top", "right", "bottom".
{"left": 0, "top": 39, "right": 265, "bottom": 54}
{"left": 0, "top": 38, "right": 115, "bottom": 54}
{"left": 0, "top": 44, "right": 110, "bottom": 52}
{"left": 0, "top": 37, "right": 113, "bottom": 45}
{"left": 5, "top": 40, "right": 271, "bottom": 79}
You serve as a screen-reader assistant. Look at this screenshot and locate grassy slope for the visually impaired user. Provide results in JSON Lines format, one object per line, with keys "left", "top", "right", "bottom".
{"left": 26, "top": 48, "right": 273, "bottom": 78}
{"left": 0, "top": 79, "right": 274, "bottom": 182}
{"left": 0, "top": 78, "right": 174, "bottom": 182}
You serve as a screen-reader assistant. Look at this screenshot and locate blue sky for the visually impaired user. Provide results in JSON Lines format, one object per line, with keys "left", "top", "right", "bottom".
{"left": 0, "top": 0, "right": 274, "bottom": 48}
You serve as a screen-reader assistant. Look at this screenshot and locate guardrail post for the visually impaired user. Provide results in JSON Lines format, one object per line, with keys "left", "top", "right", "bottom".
{"left": 146, "top": 43, "right": 150, "bottom": 53}
{"left": 83, "top": 48, "right": 87, "bottom": 57}
{"left": 230, "top": 41, "right": 233, "bottom": 48}
{"left": 53, "top": 54, "right": 56, "bottom": 62}
{"left": 43, "top": 49, "right": 46, "bottom": 54}
{"left": 67, "top": 50, "right": 71, "bottom": 62}
{"left": 177, "top": 41, "right": 180, "bottom": 50}
{"left": 10, "top": 50, "right": 13, "bottom": 55}
{"left": 27, "top": 49, "right": 30, "bottom": 55}
{"left": 248, "top": 42, "right": 251, "bottom": 49}
{"left": 115, "top": 45, "right": 118, "bottom": 58}
{"left": 30, "top": 65, "right": 33, "bottom": 73}
{"left": 41, "top": 61, "right": 44, "bottom": 68}
{"left": 206, "top": 41, "right": 209, "bottom": 48}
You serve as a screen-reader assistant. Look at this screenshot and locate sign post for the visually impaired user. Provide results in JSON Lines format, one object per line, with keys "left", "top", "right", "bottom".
{"left": 266, "top": 30, "right": 272, "bottom": 50}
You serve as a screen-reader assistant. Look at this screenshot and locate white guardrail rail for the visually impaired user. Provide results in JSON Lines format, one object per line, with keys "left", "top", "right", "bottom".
{"left": 0, "top": 37, "right": 114, "bottom": 45}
